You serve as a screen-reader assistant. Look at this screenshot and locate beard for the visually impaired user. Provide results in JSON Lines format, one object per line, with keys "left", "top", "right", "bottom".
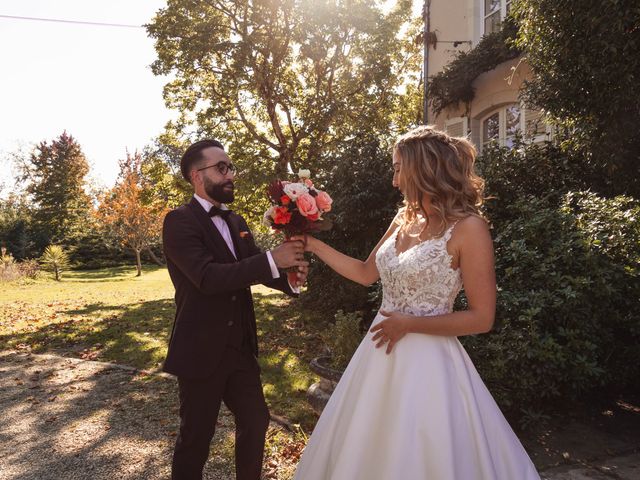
{"left": 204, "top": 177, "right": 235, "bottom": 204}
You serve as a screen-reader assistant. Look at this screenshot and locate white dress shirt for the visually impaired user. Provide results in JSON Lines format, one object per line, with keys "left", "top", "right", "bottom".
{"left": 194, "top": 194, "right": 299, "bottom": 292}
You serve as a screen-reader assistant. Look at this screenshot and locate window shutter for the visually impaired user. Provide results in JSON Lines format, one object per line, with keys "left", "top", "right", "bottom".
{"left": 524, "top": 108, "right": 547, "bottom": 138}
{"left": 445, "top": 117, "right": 468, "bottom": 138}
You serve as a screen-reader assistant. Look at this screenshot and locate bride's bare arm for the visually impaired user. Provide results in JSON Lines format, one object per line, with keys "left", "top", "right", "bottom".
{"left": 292, "top": 213, "right": 401, "bottom": 286}
{"left": 371, "top": 216, "right": 496, "bottom": 352}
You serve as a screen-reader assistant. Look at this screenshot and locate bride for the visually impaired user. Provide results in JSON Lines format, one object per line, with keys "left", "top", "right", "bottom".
{"left": 292, "top": 126, "right": 540, "bottom": 479}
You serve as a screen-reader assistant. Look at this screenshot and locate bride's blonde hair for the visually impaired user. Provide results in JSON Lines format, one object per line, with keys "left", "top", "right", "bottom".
{"left": 393, "top": 125, "right": 486, "bottom": 236}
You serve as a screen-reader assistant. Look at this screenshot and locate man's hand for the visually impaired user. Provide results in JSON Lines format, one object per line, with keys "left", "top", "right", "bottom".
{"left": 271, "top": 239, "right": 308, "bottom": 269}
{"left": 370, "top": 310, "right": 411, "bottom": 354}
{"left": 292, "top": 264, "right": 309, "bottom": 288}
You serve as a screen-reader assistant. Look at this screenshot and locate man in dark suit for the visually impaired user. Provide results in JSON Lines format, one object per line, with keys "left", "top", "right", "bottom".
{"left": 162, "top": 139, "right": 308, "bottom": 480}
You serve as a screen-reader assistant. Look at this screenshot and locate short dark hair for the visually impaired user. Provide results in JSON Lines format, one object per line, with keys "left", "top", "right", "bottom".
{"left": 180, "top": 139, "right": 224, "bottom": 183}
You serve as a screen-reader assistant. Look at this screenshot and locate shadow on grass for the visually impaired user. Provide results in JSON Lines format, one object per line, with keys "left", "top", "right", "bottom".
{"left": 62, "top": 265, "right": 165, "bottom": 283}
{"left": 252, "top": 290, "right": 328, "bottom": 430}
{"left": 0, "top": 298, "right": 175, "bottom": 371}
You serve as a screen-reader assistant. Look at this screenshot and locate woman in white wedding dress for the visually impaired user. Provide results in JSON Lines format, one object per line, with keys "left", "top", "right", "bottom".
{"left": 292, "top": 126, "right": 540, "bottom": 480}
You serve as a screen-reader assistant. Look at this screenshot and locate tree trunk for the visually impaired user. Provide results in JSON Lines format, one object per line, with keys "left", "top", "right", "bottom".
{"left": 135, "top": 249, "right": 142, "bottom": 277}
{"left": 54, "top": 265, "right": 60, "bottom": 281}
{"left": 146, "top": 248, "right": 164, "bottom": 266}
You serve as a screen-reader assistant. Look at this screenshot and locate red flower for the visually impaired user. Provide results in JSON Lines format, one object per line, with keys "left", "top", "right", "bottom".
{"left": 267, "top": 180, "right": 285, "bottom": 203}
{"left": 280, "top": 195, "right": 291, "bottom": 205}
{"left": 273, "top": 206, "right": 292, "bottom": 225}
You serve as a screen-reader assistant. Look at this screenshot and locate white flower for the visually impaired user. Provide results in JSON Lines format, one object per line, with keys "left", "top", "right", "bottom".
{"left": 262, "top": 206, "right": 276, "bottom": 227}
{"left": 297, "top": 168, "right": 311, "bottom": 179}
{"left": 283, "top": 182, "right": 309, "bottom": 201}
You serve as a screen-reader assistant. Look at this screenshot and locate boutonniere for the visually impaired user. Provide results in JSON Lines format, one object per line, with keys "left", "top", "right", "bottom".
{"left": 239, "top": 231, "right": 251, "bottom": 239}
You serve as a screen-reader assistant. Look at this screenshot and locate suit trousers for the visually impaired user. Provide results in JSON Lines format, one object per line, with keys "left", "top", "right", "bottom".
{"left": 171, "top": 344, "right": 270, "bottom": 480}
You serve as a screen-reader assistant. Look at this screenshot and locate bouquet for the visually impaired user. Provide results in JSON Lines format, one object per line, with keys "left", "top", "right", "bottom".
{"left": 263, "top": 168, "right": 333, "bottom": 238}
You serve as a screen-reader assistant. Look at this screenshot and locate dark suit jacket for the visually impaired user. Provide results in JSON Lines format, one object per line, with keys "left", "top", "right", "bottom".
{"left": 162, "top": 197, "right": 295, "bottom": 379}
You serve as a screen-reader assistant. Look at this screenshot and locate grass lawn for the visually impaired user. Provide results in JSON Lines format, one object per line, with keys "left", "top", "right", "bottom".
{"left": 0, "top": 265, "right": 326, "bottom": 430}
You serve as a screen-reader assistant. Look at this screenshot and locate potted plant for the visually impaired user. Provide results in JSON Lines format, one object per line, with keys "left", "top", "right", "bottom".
{"left": 307, "top": 310, "right": 364, "bottom": 414}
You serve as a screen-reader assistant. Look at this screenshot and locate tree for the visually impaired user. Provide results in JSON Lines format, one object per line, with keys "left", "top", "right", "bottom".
{"left": 40, "top": 245, "right": 70, "bottom": 281}
{"left": 512, "top": 0, "right": 640, "bottom": 196}
{"left": 0, "top": 194, "right": 34, "bottom": 260}
{"left": 19, "top": 132, "right": 91, "bottom": 250}
{"left": 96, "top": 152, "right": 168, "bottom": 276}
{"left": 147, "top": 0, "right": 415, "bottom": 177}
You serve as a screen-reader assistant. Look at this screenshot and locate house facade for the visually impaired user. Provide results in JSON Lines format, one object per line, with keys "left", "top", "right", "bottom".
{"left": 426, "top": 0, "right": 549, "bottom": 150}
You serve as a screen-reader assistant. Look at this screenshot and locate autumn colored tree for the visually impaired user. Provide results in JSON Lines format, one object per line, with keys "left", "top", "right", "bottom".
{"left": 96, "top": 152, "right": 168, "bottom": 276}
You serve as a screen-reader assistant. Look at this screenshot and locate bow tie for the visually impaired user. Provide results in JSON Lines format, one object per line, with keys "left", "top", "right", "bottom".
{"left": 208, "top": 205, "right": 232, "bottom": 219}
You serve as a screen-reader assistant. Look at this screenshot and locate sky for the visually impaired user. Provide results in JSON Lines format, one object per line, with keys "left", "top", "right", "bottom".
{"left": 0, "top": 0, "right": 173, "bottom": 193}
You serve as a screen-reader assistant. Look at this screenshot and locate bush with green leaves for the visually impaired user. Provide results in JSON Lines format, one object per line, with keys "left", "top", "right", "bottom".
{"left": 302, "top": 134, "right": 402, "bottom": 319}
{"left": 321, "top": 310, "right": 365, "bottom": 370}
{"left": 461, "top": 192, "right": 639, "bottom": 414}
{"left": 40, "top": 245, "right": 70, "bottom": 281}
{"left": 477, "top": 139, "right": 597, "bottom": 221}
{"left": 512, "top": 0, "right": 640, "bottom": 197}
{"left": 67, "top": 229, "right": 137, "bottom": 270}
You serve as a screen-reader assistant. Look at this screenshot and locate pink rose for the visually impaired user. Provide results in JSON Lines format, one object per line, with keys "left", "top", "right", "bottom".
{"left": 296, "top": 192, "right": 319, "bottom": 218}
{"left": 315, "top": 190, "right": 333, "bottom": 212}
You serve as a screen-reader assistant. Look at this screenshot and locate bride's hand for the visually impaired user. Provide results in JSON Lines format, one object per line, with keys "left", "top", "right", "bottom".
{"left": 370, "top": 310, "right": 411, "bottom": 354}
{"left": 290, "top": 234, "right": 318, "bottom": 253}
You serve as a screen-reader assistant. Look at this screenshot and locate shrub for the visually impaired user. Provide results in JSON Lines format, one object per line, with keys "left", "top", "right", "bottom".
{"left": 321, "top": 310, "right": 365, "bottom": 370}
{"left": 513, "top": 0, "right": 640, "bottom": 197}
{"left": 477, "top": 139, "right": 598, "bottom": 221}
{"left": 40, "top": 245, "right": 70, "bottom": 281}
{"left": 302, "top": 134, "right": 402, "bottom": 319}
{"left": 461, "top": 192, "right": 639, "bottom": 414}
{"left": 66, "top": 230, "right": 136, "bottom": 270}
{"left": 0, "top": 247, "right": 21, "bottom": 282}
{"left": 17, "top": 259, "right": 40, "bottom": 279}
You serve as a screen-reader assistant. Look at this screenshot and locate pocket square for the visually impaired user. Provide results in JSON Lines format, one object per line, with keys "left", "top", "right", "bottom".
{"left": 239, "top": 231, "right": 251, "bottom": 239}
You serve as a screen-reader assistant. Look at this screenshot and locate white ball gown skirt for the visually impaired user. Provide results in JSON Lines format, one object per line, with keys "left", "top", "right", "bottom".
{"left": 294, "top": 312, "right": 541, "bottom": 480}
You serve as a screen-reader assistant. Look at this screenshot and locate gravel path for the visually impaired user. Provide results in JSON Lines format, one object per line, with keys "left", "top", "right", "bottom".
{"left": 0, "top": 350, "right": 234, "bottom": 480}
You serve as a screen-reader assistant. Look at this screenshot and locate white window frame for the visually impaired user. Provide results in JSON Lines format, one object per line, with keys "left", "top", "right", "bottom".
{"left": 480, "top": 103, "right": 551, "bottom": 152}
{"left": 483, "top": 0, "right": 512, "bottom": 36}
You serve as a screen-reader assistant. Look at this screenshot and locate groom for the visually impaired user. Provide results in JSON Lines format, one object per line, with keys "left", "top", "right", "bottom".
{"left": 162, "top": 139, "right": 308, "bottom": 480}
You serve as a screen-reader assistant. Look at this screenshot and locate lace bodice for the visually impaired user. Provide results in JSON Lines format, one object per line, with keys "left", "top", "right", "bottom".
{"left": 375, "top": 222, "right": 462, "bottom": 317}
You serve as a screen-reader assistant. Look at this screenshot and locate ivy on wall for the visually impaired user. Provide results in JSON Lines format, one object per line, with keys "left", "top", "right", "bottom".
{"left": 428, "top": 18, "right": 521, "bottom": 116}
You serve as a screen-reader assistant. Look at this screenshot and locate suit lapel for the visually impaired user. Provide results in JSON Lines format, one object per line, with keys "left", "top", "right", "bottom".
{"left": 226, "top": 214, "right": 248, "bottom": 260}
{"left": 187, "top": 197, "right": 237, "bottom": 262}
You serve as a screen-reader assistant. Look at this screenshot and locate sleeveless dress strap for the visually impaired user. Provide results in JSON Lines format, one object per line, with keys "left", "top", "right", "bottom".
{"left": 442, "top": 220, "right": 460, "bottom": 243}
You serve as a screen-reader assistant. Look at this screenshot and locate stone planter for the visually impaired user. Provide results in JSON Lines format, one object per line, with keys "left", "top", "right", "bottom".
{"left": 306, "top": 356, "right": 344, "bottom": 415}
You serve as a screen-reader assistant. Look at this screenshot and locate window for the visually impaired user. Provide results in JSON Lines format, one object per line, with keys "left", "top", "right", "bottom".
{"left": 484, "top": 0, "right": 512, "bottom": 35}
{"left": 481, "top": 103, "right": 550, "bottom": 151}
{"left": 481, "top": 104, "right": 521, "bottom": 150}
